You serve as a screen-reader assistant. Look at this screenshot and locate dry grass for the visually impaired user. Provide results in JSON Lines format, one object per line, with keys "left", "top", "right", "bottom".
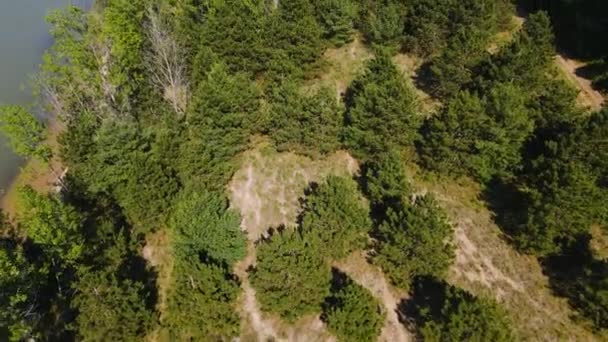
{"left": 392, "top": 53, "right": 441, "bottom": 115}
{"left": 142, "top": 229, "right": 175, "bottom": 342}
{"left": 230, "top": 137, "right": 358, "bottom": 242}
{"left": 487, "top": 15, "right": 525, "bottom": 55}
{"left": 142, "top": 229, "right": 174, "bottom": 320}
{"left": 229, "top": 138, "right": 358, "bottom": 341}
{"left": 303, "top": 35, "right": 373, "bottom": 101}
{"left": 554, "top": 56, "right": 605, "bottom": 112}
{"left": 590, "top": 225, "right": 608, "bottom": 260}
{"left": 408, "top": 165, "right": 600, "bottom": 341}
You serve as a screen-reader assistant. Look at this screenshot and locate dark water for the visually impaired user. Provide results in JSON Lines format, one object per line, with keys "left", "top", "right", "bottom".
{"left": 0, "top": 0, "right": 90, "bottom": 196}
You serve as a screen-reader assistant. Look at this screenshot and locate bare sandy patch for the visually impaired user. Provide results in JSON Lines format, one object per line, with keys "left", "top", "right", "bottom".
{"left": 413, "top": 174, "right": 599, "bottom": 341}
{"left": 304, "top": 35, "right": 373, "bottom": 101}
{"left": 229, "top": 141, "right": 358, "bottom": 341}
{"left": 230, "top": 142, "right": 358, "bottom": 242}
{"left": 555, "top": 55, "right": 605, "bottom": 112}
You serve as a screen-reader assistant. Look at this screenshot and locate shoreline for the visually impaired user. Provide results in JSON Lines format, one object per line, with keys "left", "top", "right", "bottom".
{"left": 0, "top": 115, "right": 64, "bottom": 219}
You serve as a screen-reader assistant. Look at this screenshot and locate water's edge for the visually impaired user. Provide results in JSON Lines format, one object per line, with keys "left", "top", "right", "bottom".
{"left": 0, "top": 0, "right": 91, "bottom": 206}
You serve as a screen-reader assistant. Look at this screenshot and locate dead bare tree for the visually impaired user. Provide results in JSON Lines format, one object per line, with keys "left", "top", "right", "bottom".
{"left": 144, "top": 7, "right": 189, "bottom": 114}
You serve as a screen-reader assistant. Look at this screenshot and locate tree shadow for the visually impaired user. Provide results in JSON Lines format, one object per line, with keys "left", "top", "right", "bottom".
{"left": 479, "top": 177, "right": 527, "bottom": 243}
{"left": 541, "top": 234, "right": 608, "bottom": 329}
{"left": 296, "top": 181, "right": 320, "bottom": 228}
{"left": 254, "top": 224, "right": 288, "bottom": 247}
{"left": 576, "top": 59, "right": 608, "bottom": 92}
{"left": 413, "top": 60, "right": 439, "bottom": 100}
{"left": 321, "top": 268, "right": 349, "bottom": 322}
{"left": 396, "top": 276, "right": 454, "bottom": 339}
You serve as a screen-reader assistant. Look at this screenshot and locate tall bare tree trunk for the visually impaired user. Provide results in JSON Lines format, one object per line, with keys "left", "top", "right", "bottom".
{"left": 144, "top": 7, "right": 189, "bottom": 115}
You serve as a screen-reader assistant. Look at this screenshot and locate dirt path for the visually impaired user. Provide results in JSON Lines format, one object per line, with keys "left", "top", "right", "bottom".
{"left": 231, "top": 163, "right": 284, "bottom": 342}
{"left": 555, "top": 55, "right": 605, "bottom": 112}
{"left": 334, "top": 252, "right": 412, "bottom": 342}
{"left": 234, "top": 242, "right": 283, "bottom": 342}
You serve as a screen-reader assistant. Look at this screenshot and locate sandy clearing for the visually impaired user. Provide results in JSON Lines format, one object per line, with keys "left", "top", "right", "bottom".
{"left": 229, "top": 145, "right": 359, "bottom": 341}
{"left": 555, "top": 55, "right": 605, "bottom": 112}
{"left": 418, "top": 180, "right": 599, "bottom": 341}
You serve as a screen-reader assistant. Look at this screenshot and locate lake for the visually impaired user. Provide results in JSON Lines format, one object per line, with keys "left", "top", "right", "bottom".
{"left": 0, "top": 0, "right": 90, "bottom": 197}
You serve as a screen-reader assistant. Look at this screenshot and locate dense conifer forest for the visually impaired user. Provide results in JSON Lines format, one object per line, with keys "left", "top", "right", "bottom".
{"left": 0, "top": 0, "right": 607, "bottom": 341}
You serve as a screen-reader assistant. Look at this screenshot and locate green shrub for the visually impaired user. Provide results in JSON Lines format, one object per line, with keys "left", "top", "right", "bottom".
{"left": 250, "top": 230, "right": 331, "bottom": 321}
{"left": 372, "top": 195, "right": 454, "bottom": 289}
{"left": 406, "top": 277, "right": 516, "bottom": 342}
{"left": 301, "top": 176, "right": 371, "bottom": 259}
{"left": 171, "top": 190, "right": 246, "bottom": 266}
{"left": 323, "top": 272, "right": 384, "bottom": 342}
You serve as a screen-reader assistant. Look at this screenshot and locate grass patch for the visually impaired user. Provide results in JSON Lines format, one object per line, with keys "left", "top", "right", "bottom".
{"left": 303, "top": 34, "right": 373, "bottom": 101}
{"left": 408, "top": 162, "right": 601, "bottom": 341}
{"left": 230, "top": 137, "right": 358, "bottom": 242}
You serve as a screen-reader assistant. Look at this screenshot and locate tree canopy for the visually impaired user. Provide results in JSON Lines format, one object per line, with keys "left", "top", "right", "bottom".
{"left": 2, "top": 0, "right": 606, "bottom": 339}
{"left": 323, "top": 271, "right": 385, "bottom": 342}
{"left": 301, "top": 176, "right": 371, "bottom": 259}
{"left": 250, "top": 230, "right": 331, "bottom": 322}
{"left": 343, "top": 50, "right": 419, "bottom": 159}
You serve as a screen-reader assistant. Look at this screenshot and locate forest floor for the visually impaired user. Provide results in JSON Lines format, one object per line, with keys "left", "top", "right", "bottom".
{"left": 304, "top": 35, "right": 372, "bottom": 101}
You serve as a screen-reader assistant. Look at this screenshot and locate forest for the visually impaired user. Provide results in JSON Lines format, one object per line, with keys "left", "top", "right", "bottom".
{"left": 0, "top": 0, "right": 607, "bottom": 341}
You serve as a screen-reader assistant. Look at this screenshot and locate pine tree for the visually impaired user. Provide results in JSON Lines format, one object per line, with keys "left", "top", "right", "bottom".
{"left": 363, "top": 148, "right": 411, "bottom": 208}
{"left": 358, "top": 0, "right": 406, "bottom": 46}
{"left": 313, "top": 0, "right": 358, "bottom": 46}
{"left": 199, "top": 0, "right": 268, "bottom": 74}
{"left": 301, "top": 176, "right": 371, "bottom": 259}
{"left": 343, "top": 51, "right": 419, "bottom": 159}
{"left": 372, "top": 195, "right": 454, "bottom": 289}
{"left": 266, "top": 80, "right": 341, "bottom": 157}
{"left": 323, "top": 274, "right": 385, "bottom": 342}
{"left": 164, "top": 257, "right": 241, "bottom": 340}
{"left": 265, "top": 0, "right": 325, "bottom": 77}
{"left": 251, "top": 230, "right": 331, "bottom": 321}
{"left": 180, "top": 63, "right": 260, "bottom": 190}
{"left": 408, "top": 277, "right": 516, "bottom": 342}
{"left": 88, "top": 121, "right": 180, "bottom": 230}
{"left": 478, "top": 11, "right": 555, "bottom": 94}
{"left": 419, "top": 83, "right": 533, "bottom": 182}
{"left": 73, "top": 271, "right": 154, "bottom": 342}
{"left": 171, "top": 190, "right": 246, "bottom": 266}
